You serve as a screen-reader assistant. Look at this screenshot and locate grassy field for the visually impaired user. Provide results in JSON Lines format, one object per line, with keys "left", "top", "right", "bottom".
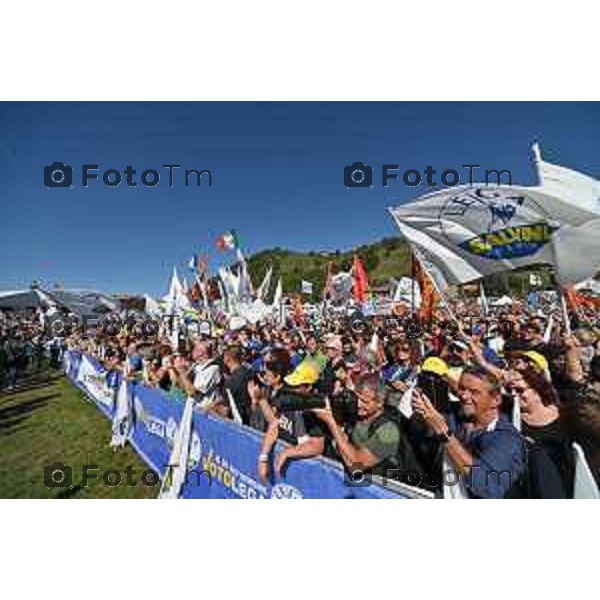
{"left": 0, "top": 369, "right": 155, "bottom": 499}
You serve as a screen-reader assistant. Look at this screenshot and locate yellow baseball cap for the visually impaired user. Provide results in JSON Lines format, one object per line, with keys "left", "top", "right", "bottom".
{"left": 421, "top": 357, "right": 449, "bottom": 378}
{"left": 522, "top": 351, "right": 550, "bottom": 376}
{"left": 284, "top": 360, "right": 320, "bottom": 387}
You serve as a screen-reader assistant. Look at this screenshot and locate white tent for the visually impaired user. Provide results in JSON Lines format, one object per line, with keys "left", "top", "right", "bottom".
{"left": 0, "top": 288, "right": 117, "bottom": 315}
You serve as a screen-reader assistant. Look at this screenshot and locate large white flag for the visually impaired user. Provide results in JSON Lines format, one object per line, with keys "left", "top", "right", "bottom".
{"left": 218, "top": 266, "right": 236, "bottom": 300}
{"left": 272, "top": 278, "right": 284, "bottom": 325}
{"left": 159, "top": 396, "right": 195, "bottom": 499}
{"left": 236, "top": 248, "right": 254, "bottom": 299}
{"left": 533, "top": 143, "right": 600, "bottom": 216}
{"left": 164, "top": 267, "right": 191, "bottom": 313}
{"left": 390, "top": 184, "right": 600, "bottom": 286}
{"left": 110, "top": 365, "right": 132, "bottom": 448}
{"left": 256, "top": 266, "right": 273, "bottom": 300}
{"left": 272, "top": 278, "right": 283, "bottom": 308}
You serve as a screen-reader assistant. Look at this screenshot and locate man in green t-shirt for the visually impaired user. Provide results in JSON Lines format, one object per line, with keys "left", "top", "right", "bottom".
{"left": 312, "top": 373, "right": 401, "bottom": 479}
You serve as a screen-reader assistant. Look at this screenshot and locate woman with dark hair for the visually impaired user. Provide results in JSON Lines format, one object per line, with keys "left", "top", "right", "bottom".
{"left": 511, "top": 367, "right": 574, "bottom": 497}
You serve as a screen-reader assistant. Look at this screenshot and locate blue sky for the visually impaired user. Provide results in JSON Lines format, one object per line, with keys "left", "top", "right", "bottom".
{"left": 1, "top": 102, "right": 599, "bottom": 296}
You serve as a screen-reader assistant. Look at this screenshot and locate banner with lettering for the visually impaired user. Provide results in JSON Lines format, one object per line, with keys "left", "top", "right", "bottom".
{"left": 64, "top": 351, "right": 409, "bottom": 500}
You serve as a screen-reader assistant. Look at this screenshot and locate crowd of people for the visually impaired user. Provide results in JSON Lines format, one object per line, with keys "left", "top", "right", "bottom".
{"left": 3, "top": 291, "right": 600, "bottom": 499}
{"left": 0, "top": 312, "right": 63, "bottom": 391}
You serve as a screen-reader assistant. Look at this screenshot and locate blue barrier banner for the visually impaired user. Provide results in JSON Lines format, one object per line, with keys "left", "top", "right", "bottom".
{"left": 180, "top": 411, "right": 400, "bottom": 499}
{"left": 131, "top": 385, "right": 185, "bottom": 474}
{"left": 64, "top": 351, "right": 407, "bottom": 499}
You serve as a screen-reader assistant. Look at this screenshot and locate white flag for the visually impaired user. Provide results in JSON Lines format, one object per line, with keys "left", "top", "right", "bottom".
{"left": 330, "top": 271, "right": 353, "bottom": 299}
{"left": 236, "top": 248, "right": 254, "bottom": 299}
{"left": 164, "top": 267, "right": 191, "bottom": 313}
{"left": 478, "top": 282, "right": 489, "bottom": 316}
{"left": 218, "top": 266, "right": 236, "bottom": 300}
{"left": 159, "top": 396, "right": 195, "bottom": 499}
{"left": 272, "top": 278, "right": 283, "bottom": 308}
{"left": 542, "top": 314, "right": 554, "bottom": 344}
{"left": 529, "top": 273, "right": 542, "bottom": 287}
{"left": 390, "top": 184, "right": 600, "bottom": 286}
{"left": 272, "top": 278, "right": 284, "bottom": 325}
{"left": 572, "top": 442, "right": 600, "bottom": 499}
{"left": 144, "top": 294, "right": 162, "bottom": 316}
{"left": 533, "top": 143, "right": 600, "bottom": 216}
{"left": 393, "top": 277, "right": 421, "bottom": 307}
{"left": 110, "top": 364, "right": 132, "bottom": 449}
{"left": 301, "top": 280, "right": 314, "bottom": 294}
{"left": 256, "top": 266, "right": 273, "bottom": 300}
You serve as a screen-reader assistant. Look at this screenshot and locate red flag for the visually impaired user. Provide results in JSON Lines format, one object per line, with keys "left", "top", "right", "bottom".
{"left": 197, "top": 255, "right": 209, "bottom": 281}
{"left": 353, "top": 255, "right": 369, "bottom": 304}
{"left": 413, "top": 256, "right": 437, "bottom": 322}
{"left": 190, "top": 281, "right": 202, "bottom": 303}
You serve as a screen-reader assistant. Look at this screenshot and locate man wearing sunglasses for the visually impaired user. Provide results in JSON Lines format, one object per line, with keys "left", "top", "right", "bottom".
{"left": 412, "top": 365, "right": 527, "bottom": 498}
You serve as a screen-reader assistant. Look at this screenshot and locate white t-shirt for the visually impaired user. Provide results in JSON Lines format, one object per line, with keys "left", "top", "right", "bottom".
{"left": 192, "top": 360, "right": 222, "bottom": 407}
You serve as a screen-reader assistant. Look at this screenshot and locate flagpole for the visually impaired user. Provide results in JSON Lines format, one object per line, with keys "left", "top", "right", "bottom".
{"left": 410, "top": 250, "right": 416, "bottom": 316}
{"left": 412, "top": 246, "right": 461, "bottom": 326}
{"left": 560, "top": 288, "right": 572, "bottom": 336}
{"left": 549, "top": 265, "right": 573, "bottom": 337}
{"left": 196, "top": 273, "right": 214, "bottom": 327}
{"left": 479, "top": 281, "right": 488, "bottom": 317}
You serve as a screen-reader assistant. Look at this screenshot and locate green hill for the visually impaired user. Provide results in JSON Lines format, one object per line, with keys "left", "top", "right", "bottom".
{"left": 243, "top": 236, "right": 554, "bottom": 300}
{"left": 245, "top": 237, "right": 411, "bottom": 298}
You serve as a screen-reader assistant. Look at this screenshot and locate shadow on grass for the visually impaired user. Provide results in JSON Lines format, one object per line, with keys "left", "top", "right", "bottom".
{"left": 54, "top": 484, "right": 84, "bottom": 499}
{"left": 0, "top": 394, "right": 59, "bottom": 434}
{"left": 2, "top": 373, "right": 63, "bottom": 396}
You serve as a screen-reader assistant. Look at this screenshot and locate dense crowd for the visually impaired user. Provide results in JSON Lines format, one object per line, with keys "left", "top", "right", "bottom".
{"left": 0, "top": 312, "right": 64, "bottom": 390}
{"left": 3, "top": 294, "right": 600, "bottom": 499}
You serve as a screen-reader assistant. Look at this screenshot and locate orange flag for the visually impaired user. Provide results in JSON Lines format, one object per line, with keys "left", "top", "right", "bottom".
{"left": 353, "top": 255, "right": 369, "bottom": 304}
{"left": 413, "top": 255, "right": 437, "bottom": 322}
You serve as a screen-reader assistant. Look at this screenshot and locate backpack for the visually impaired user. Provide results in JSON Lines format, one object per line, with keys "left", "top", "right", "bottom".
{"left": 366, "top": 406, "right": 427, "bottom": 488}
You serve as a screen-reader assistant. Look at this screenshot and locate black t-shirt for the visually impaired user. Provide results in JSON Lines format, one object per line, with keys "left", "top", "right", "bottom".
{"left": 318, "top": 358, "right": 346, "bottom": 397}
{"left": 225, "top": 365, "right": 253, "bottom": 425}
{"left": 158, "top": 370, "right": 172, "bottom": 392}
{"left": 522, "top": 418, "right": 573, "bottom": 497}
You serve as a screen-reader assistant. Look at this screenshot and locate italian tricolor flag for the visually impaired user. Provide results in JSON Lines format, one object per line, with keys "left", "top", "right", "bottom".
{"left": 216, "top": 229, "right": 240, "bottom": 251}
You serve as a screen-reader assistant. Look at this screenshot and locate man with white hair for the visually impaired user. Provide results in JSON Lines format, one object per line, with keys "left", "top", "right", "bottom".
{"left": 175, "top": 339, "right": 223, "bottom": 409}
{"left": 319, "top": 334, "right": 347, "bottom": 397}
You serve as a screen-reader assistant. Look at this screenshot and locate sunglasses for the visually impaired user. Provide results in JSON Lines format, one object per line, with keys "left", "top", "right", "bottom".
{"left": 511, "top": 386, "right": 529, "bottom": 396}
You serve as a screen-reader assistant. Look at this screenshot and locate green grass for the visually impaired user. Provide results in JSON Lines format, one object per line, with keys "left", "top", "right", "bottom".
{"left": 0, "top": 369, "right": 155, "bottom": 499}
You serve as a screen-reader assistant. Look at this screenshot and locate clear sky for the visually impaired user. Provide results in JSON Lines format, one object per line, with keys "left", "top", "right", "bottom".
{"left": 1, "top": 102, "right": 598, "bottom": 296}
